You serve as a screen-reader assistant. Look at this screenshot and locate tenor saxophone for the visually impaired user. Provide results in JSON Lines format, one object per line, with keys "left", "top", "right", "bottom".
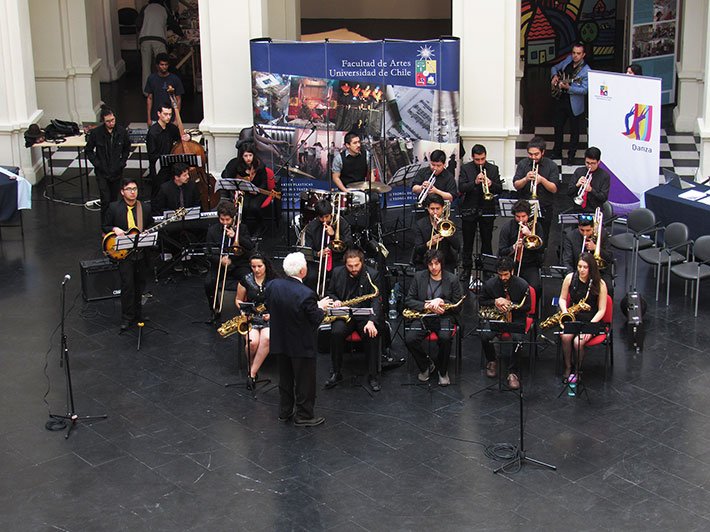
{"left": 218, "top": 304, "right": 267, "bottom": 338}
{"left": 539, "top": 296, "right": 591, "bottom": 329}
{"left": 478, "top": 293, "right": 527, "bottom": 321}
{"left": 403, "top": 295, "right": 466, "bottom": 319}
{"left": 322, "top": 272, "right": 379, "bottom": 324}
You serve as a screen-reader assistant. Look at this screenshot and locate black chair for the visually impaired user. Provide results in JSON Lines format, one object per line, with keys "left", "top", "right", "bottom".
{"left": 608, "top": 208, "right": 660, "bottom": 290}
{"left": 669, "top": 235, "right": 710, "bottom": 317}
{"left": 637, "top": 222, "right": 691, "bottom": 303}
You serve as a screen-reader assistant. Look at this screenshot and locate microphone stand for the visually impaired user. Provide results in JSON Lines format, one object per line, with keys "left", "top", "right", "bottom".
{"left": 47, "top": 275, "right": 107, "bottom": 439}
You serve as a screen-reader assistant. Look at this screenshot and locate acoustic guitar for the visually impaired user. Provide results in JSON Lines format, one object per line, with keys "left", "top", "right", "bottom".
{"left": 102, "top": 208, "right": 187, "bottom": 260}
{"left": 551, "top": 74, "right": 583, "bottom": 99}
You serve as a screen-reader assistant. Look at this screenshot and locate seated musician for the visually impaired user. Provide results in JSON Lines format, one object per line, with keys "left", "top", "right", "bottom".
{"left": 404, "top": 249, "right": 463, "bottom": 387}
{"left": 498, "top": 199, "right": 544, "bottom": 298}
{"left": 324, "top": 249, "right": 382, "bottom": 392}
{"left": 102, "top": 178, "right": 153, "bottom": 332}
{"left": 561, "top": 213, "right": 614, "bottom": 295}
{"left": 222, "top": 143, "right": 269, "bottom": 233}
{"left": 204, "top": 200, "right": 254, "bottom": 321}
{"left": 411, "top": 149, "right": 457, "bottom": 205}
{"left": 146, "top": 104, "right": 190, "bottom": 205}
{"left": 567, "top": 147, "right": 610, "bottom": 213}
{"left": 303, "top": 199, "right": 352, "bottom": 290}
{"left": 236, "top": 252, "right": 280, "bottom": 390}
{"left": 413, "top": 193, "right": 460, "bottom": 272}
{"left": 479, "top": 255, "right": 531, "bottom": 390}
{"left": 154, "top": 162, "right": 201, "bottom": 215}
{"left": 559, "top": 252, "right": 608, "bottom": 382}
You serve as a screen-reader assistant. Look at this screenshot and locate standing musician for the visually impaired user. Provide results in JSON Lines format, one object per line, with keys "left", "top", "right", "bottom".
{"left": 458, "top": 144, "right": 503, "bottom": 280}
{"left": 324, "top": 249, "right": 382, "bottom": 393}
{"left": 512, "top": 136, "right": 559, "bottom": 249}
{"left": 303, "top": 199, "right": 352, "bottom": 288}
{"left": 102, "top": 178, "right": 153, "bottom": 332}
{"left": 411, "top": 149, "right": 458, "bottom": 204}
{"left": 236, "top": 253, "right": 280, "bottom": 390}
{"left": 479, "top": 256, "right": 531, "bottom": 390}
{"left": 222, "top": 143, "right": 269, "bottom": 233}
{"left": 205, "top": 200, "right": 254, "bottom": 321}
{"left": 561, "top": 213, "right": 614, "bottom": 295}
{"left": 413, "top": 193, "right": 460, "bottom": 272}
{"left": 155, "top": 162, "right": 202, "bottom": 215}
{"left": 498, "top": 200, "right": 544, "bottom": 297}
{"left": 567, "top": 147, "right": 610, "bottom": 213}
{"left": 558, "top": 252, "right": 608, "bottom": 381}
{"left": 146, "top": 104, "right": 190, "bottom": 204}
{"left": 404, "top": 249, "right": 463, "bottom": 387}
{"left": 265, "top": 252, "right": 333, "bottom": 426}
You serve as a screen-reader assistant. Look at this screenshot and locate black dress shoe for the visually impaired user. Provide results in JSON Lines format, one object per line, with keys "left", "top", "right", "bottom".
{"left": 368, "top": 375, "right": 381, "bottom": 392}
{"left": 120, "top": 320, "right": 130, "bottom": 332}
{"left": 278, "top": 411, "right": 294, "bottom": 423}
{"left": 246, "top": 376, "right": 255, "bottom": 391}
{"left": 294, "top": 416, "right": 325, "bottom": 427}
{"left": 324, "top": 372, "right": 343, "bottom": 389}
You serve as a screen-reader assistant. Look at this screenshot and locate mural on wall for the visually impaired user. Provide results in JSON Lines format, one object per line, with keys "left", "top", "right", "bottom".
{"left": 521, "top": 0, "right": 617, "bottom": 65}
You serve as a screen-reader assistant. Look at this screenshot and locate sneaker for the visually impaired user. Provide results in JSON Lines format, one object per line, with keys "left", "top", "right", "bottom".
{"left": 438, "top": 372, "right": 450, "bottom": 386}
{"left": 418, "top": 362, "right": 436, "bottom": 382}
{"left": 486, "top": 361, "right": 497, "bottom": 378}
{"left": 294, "top": 416, "right": 325, "bottom": 427}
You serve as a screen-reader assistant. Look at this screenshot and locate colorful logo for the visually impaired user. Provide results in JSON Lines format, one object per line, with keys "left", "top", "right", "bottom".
{"left": 599, "top": 85, "right": 608, "bottom": 96}
{"left": 622, "top": 104, "right": 653, "bottom": 142}
{"left": 415, "top": 45, "right": 436, "bottom": 87}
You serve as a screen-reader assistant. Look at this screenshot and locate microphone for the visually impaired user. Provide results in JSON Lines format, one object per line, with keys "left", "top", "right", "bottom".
{"left": 62, "top": 274, "right": 71, "bottom": 285}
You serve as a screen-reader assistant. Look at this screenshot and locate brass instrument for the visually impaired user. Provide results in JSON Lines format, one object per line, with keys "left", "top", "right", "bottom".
{"left": 592, "top": 207, "right": 607, "bottom": 269}
{"left": 218, "top": 304, "right": 267, "bottom": 338}
{"left": 316, "top": 202, "right": 334, "bottom": 298}
{"left": 530, "top": 160, "right": 539, "bottom": 200}
{"left": 428, "top": 202, "right": 456, "bottom": 250}
{"left": 574, "top": 169, "right": 592, "bottom": 206}
{"left": 213, "top": 193, "right": 243, "bottom": 314}
{"left": 403, "top": 295, "right": 466, "bottom": 319}
{"left": 514, "top": 222, "right": 525, "bottom": 277}
{"left": 322, "top": 272, "right": 379, "bottom": 324}
{"left": 481, "top": 165, "right": 493, "bottom": 201}
{"left": 417, "top": 170, "right": 436, "bottom": 206}
{"left": 539, "top": 296, "right": 591, "bottom": 329}
{"left": 523, "top": 203, "right": 543, "bottom": 250}
{"left": 478, "top": 291, "right": 528, "bottom": 322}
{"left": 330, "top": 193, "right": 346, "bottom": 253}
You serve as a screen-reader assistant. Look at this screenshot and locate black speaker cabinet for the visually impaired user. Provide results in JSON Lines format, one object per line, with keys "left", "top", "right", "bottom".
{"left": 80, "top": 258, "right": 121, "bottom": 301}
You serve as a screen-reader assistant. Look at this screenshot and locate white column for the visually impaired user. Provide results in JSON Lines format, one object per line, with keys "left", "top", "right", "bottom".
{"left": 93, "top": 0, "right": 126, "bottom": 82}
{"left": 452, "top": 0, "right": 521, "bottom": 185}
{"left": 673, "top": 0, "right": 707, "bottom": 133}
{"left": 0, "top": 0, "right": 43, "bottom": 183}
{"left": 198, "top": 0, "right": 299, "bottom": 174}
{"left": 698, "top": 3, "right": 710, "bottom": 182}
{"left": 29, "top": 0, "right": 102, "bottom": 125}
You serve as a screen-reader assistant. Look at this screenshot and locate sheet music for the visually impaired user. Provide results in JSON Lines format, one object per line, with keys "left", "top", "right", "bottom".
{"left": 679, "top": 189, "right": 708, "bottom": 201}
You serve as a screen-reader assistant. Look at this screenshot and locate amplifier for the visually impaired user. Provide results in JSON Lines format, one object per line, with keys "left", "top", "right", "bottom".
{"left": 80, "top": 258, "right": 121, "bottom": 301}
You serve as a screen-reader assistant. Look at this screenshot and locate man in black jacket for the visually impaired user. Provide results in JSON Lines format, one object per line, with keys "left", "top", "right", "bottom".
{"left": 412, "top": 149, "right": 457, "bottom": 204}
{"left": 324, "top": 249, "right": 382, "bottom": 392}
{"left": 265, "top": 252, "right": 332, "bottom": 426}
{"left": 479, "top": 256, "right": 531, "bottom": 390}
{"left": 146, "top": 104, "right": 190, "bottom": 204}
{"left": 561, "top": 213, "right": 614, "bottom": 294}
{"left": 567, "top": 147, "right": 610, "bottom": 213}
{"left": 102, "top": 178, "right": 153, "bottom": 332}
{"left": 86, "top": 106, "right": 131, "bottom": 220}
{"left": 155, "top": 162, "right": 202, "bottom": 215}
{"left": 404, "top": 249, "right": 463, "bottom": 386}
{"left": 413, "top": 193, "right": 460, "bottom": 272}
{"left": 458, "top": 144, "right": 503, "bottom": 280}
{"left": 303, "top": 199, "right": 352, "bottom": 291}
{"left": 498, "top": 200, "right": 544, "bottom": 297}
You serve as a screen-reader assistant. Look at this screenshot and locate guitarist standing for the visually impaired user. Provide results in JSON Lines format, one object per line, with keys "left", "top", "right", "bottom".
{"left": 550, "top": 42, "right": 590, "bottom": 166}
{"left": 103, "top": 178, "right": 153, "bottom": 332}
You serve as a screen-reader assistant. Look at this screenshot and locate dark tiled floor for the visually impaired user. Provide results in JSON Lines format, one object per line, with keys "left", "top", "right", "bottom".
{"left": 2, "top": 175, "right": 710, "bottom": 532}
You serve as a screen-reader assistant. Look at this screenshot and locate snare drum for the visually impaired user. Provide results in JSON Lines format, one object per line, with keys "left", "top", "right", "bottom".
{"left": 347, "top": 190, "right": 367, "bottom": 211}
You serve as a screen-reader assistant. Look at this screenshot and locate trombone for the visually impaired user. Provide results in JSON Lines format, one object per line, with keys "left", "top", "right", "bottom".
{"left": 592, "top": 207, "right": 607, "bottom": 269}
{"left": 574, "top": 168, "right": 592, "bottom": 206}
{"left": 481, "top": 165, "right": 493, "bottom": 201}
{"left": 523, "top": 202, "right": 543, "bottom": 250}
{"left": 417, "top": 170, "right": 436, "bottom": 206}
{"left": 213, "top": 193, "right": 244, "bottom": 314}
{"left": 330, "top": 193, "right": 346, "bottom": 253}
{"left": 428, "top": 201, "right": 456, "bottom": 250}
{"left": 316, "top": 201, "right": 334, "bottom": 298}
{"left": 530, "top": 160, "right": 539, "bottom": 200}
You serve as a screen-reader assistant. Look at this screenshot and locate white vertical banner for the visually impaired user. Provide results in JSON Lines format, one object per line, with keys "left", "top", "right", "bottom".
{"left": 588, "top": 70, "right": 661, "bottom": 212}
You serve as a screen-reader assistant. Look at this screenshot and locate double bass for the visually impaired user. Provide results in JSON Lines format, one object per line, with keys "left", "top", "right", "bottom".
{"left": 167, "top": 86, "right": 220, "bottom": 210}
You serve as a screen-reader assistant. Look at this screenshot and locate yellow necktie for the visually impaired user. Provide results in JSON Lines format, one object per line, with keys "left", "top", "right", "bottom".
{"left": 127, "top": 205, "right": 137, "bottom": 230}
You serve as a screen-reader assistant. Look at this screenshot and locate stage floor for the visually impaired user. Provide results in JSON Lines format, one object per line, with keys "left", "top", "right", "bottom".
{"left": 1, "top": 175, "right": 710, "bottom": 532}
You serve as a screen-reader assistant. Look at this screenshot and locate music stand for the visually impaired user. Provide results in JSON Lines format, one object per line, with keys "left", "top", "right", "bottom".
{"left": 557, "top": 321, "right": 607, "bottom": 401}
{"left": 164, "top": 206, "right": 201, "bottom": 221}
{"left": 225, "top": 302, "right": 273, "bottom": 398}
{"left": 218, "top": 178, "right": 259, "bottom": 195}
{"left": 159, "top": 153, "right": 201, "bottom": 171}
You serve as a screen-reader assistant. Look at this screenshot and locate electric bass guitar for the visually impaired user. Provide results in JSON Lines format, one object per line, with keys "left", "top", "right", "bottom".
{"left": 102, "top": 207, "right": 187, "bottom": 260}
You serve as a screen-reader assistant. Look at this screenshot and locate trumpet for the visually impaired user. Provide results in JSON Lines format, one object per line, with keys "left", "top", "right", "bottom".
{"left": 403, "top": 295, "right": 466, "bottom": 319}
{"left": 213, "top": 193, "right": 243, "bottom": 314}
{"left": 481, "top": 165, "right": 494, "bottom": 201}
{"left": 530, "top": 160, "right": 539, "bottom": 200}
{"left": 417, "top": 170, "right": 436, "bottom": 206}
{"left": 574, "top": 169, "right": 592, "bottom": 206}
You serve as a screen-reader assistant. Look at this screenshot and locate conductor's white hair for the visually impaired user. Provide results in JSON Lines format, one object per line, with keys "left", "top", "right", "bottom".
{"left": 283, "top": 252, "right": 306, "bottom": 277}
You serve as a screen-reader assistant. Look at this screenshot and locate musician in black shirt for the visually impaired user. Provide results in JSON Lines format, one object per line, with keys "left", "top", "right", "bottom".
{"left": 412, "top": 149, "right": 457, "bottom": 204}
{"left": 498, "top": 200, "right": 544, "bottom": 297}
{"left": 222, "top": 143, "right": 269, "bottom": 233}
{"left": 567, "top": 147, "right": 610, "bottom": 213}
{"left": 412, "top": 193, "right": 460, "bottom": 272}
{"left": 146, "top": 104, "right": 189, "bottom": 204}
{"left": 561, "top": 213, "right": 614, "bottom": 294}
{"left": 155, "top": 163, "right": 202, "bottom": 215}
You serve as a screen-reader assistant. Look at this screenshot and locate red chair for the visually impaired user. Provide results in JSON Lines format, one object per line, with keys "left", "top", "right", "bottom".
{"left": 555, "top": 294, "right": 614, "bottom": 379}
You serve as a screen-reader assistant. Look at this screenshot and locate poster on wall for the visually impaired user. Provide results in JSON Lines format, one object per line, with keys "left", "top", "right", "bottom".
{"left": 588, "top": 70, "right": 661, "bottom": 212}
{"left": 629, "top": 0, "right": 678, "bottom": 104}
{"left": 249, "top": 38, "right": 460, "bottom": 210}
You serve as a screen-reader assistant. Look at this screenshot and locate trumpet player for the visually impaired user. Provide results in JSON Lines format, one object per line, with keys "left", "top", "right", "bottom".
{"left": 561, "top": 214, "right": 614, "bottom": 294}
{"left": 479, "top": 256, "right": 530, "bottom": 390}
{"left": 413, "top": 193, "right": 460, "bottom": 272}
{"left": 412, "top": 149, "right": 457, "bottom": 204}
{"left": 559, "top": 253, "right": 608, "bottom": 382}
{"left": 458, "top": 144, "right": 502, "bottom": 281}
{"left": 567, "top": 147, "right": 610, "bottom": 213}
{"left": 205, "top": 200, "right": 254, "bottom": 323}
{"left": 404, "top": 249, "right": 463, "bottom": 387}
{"left": 498, "top": 200, "right": 544, "bottom": 297}
{"left": 513, "top": 136, "right": 559, "bottom": 249}
{"left": 303, "top": 199, "right": 352, "bottom": 289}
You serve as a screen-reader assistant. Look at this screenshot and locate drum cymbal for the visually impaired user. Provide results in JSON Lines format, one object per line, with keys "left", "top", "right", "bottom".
{"left": 347, "top": 181, "right": 392, "bottom": 193}
{"left": 288, "top": 166, "right": 315, "bottom": 179}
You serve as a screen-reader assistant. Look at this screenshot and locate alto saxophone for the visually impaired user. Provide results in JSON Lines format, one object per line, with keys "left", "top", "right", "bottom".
{"left": 322, "top": 272, "right": 379, "bottom": 324}
{"left": 218, "top": 304, "right": 267, "bottom": 338}
{"left": 478, "top": 293, "right": 527, "bottom": 322}
{"left": 539, "top": 296, "right": 591, "bottom": 329}
{"left": 403, "top": 295, "right": 466, "bottom": 319}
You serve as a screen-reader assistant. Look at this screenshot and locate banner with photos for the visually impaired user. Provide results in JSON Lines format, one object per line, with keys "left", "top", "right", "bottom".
{"left": 588, "top": 70, "right": 661, "bottom": 212}
{"left": 248, "top": 38, "right": 460, "bottom": 210}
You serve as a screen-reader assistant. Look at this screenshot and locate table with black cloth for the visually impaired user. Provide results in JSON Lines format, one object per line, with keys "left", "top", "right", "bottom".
{"left": 0, "top": 174, "right": 18, "bottom": 222}
{"left": 644, "top": 183, "right": 710, "bottom": 240}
